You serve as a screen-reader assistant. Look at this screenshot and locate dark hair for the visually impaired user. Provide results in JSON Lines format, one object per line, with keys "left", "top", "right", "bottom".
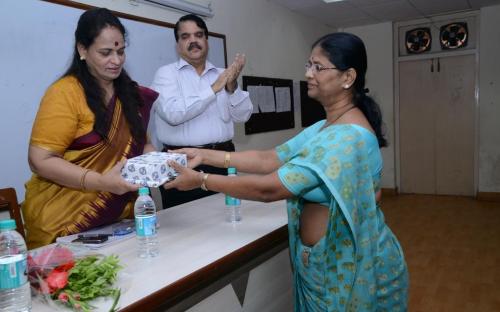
{"left": 312, "top": 32, "right": 387, "bottom": 147}
{"left": 63, "top": 8, "right": 146, "bottom": 144}
{"left": 174, "top": 14, "right": 208, "bottom": 42}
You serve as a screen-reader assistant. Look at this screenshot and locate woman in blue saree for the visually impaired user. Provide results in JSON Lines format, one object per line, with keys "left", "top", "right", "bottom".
{"left": 166, "top": 32, "right": 408, "bottom": 311}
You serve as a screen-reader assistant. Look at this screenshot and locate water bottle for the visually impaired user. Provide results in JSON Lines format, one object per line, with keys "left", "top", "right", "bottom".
{"left": 225, "top": 167, "right": 241, "bottom": 223}
{"left": 0, "top": 219, "right": 31, "bottom": 312}
{"left": 134, "top": 187, "right": 159, "bottom": 258}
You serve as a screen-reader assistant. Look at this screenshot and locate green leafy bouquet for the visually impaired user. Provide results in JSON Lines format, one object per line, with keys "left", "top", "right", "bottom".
{"left": 28, "top": 245, "right": 122, "bottom": 311}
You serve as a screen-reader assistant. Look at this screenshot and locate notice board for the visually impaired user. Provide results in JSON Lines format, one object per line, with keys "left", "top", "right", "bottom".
{"left": 242, "top": 76, "right": 295, "bottom": 135}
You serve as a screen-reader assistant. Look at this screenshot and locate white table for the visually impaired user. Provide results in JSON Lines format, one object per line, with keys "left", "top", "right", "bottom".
{"left": 32, "top": 193, "right": 290, "bottom": 311}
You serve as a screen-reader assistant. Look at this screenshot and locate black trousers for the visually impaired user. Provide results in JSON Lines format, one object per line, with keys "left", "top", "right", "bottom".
{"left": 160, "top": 140, "right": 235, "bottom": 209}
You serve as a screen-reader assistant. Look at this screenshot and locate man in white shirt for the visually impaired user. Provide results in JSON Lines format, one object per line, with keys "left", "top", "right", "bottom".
{"left": 150, "top": 14, "right": 253, "bottom": 208}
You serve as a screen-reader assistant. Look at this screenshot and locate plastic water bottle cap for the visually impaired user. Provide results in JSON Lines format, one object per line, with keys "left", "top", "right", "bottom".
{"left": 138, "top": 187, "right": 149, "bottom": 195}
{"left": 228, "top": 167, "right": 237, "bottom": 174}
{"left": 0, "top": 219, "right": 16, "bottom": 230}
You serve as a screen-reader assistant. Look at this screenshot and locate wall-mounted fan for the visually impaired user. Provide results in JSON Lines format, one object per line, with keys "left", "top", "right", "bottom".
{"left": 405, "top": 27, "right": 432, "bottom": 54}
{"left": 440, "top": 22, "right": 468, "bottom": 50}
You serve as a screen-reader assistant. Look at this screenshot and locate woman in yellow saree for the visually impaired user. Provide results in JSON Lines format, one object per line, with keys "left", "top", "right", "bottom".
{"left": 22, "top": 8, "right": 158, "bottom": 249}
{"left": 165, "top": 32, "right": 408, "bottom": 311}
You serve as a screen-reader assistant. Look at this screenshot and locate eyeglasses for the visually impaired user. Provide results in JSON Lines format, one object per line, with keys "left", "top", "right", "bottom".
{"left": 305, "top": 62, "right": 337, "bottom": 73}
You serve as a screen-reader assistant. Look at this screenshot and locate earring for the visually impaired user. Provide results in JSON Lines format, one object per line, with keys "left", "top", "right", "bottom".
{"left": 344, "top": 85, "right": 349, "bottom": 89}
{"left": 80, "top": 56, "right": 85, "bottom": 61}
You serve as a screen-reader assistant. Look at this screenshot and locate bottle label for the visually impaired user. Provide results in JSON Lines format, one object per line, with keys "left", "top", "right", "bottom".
{"left": 0, "top": 254, "right": 27, "bottom": 289}
{"left": 225, "top": 195, "right": 241, "bottom": 206}
{"left": 135, "top": 215, "right": 157, "bottom": 237}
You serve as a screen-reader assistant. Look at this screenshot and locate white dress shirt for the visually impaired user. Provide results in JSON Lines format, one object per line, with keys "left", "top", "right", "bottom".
{"left": 149, "top": 58, "right": 253, "bottom": 148}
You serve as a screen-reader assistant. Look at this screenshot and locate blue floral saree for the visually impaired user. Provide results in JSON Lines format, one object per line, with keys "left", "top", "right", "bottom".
{"left": 276, "top": 122, "right": 408, "bottom": 311}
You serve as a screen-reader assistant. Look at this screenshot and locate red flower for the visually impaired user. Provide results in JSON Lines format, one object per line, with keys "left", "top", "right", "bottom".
{"left": 46, "top": 270, "right": 69, "bottom": 293}
{"left": 54, "top": 261, "right": 75, "bottom": 272}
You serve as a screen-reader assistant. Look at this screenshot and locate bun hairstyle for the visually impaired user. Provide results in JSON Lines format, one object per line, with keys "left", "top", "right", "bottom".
{"left": 312, "top": 32, "right": 387, "bottom": 147}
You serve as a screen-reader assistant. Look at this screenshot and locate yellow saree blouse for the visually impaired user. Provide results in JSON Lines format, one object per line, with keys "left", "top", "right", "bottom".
{"left": 22, "top": 76, "right": 158, "bottom": 249}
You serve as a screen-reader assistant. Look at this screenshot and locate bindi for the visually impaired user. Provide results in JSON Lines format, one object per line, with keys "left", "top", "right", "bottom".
{"left": 115, "top": 41, "right": 119, "bottom": 47}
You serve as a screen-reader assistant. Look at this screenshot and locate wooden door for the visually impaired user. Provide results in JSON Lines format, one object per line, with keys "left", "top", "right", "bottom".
{"left": 434, "top": 55, "right": 475, "bottom": 195}
{"left": 399, "top": 55, "right": 475, "bottom": 196}
{"left": 399, "top": 59, "right": 439, "bottom": 194}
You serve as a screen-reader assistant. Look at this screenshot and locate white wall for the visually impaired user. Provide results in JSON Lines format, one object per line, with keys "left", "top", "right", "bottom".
{"left": 76, "top": 0, "right": 334, "bottom": 152}
{"left": 479, "top": 4, "right": 500, "bottom": 192}
{"left": 341, "top": 22, "right": 395, "bottom": 189}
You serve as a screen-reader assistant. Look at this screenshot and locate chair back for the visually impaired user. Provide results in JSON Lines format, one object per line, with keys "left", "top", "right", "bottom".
{"left": 0, "top": 187, "right": 25, "bottom": 239}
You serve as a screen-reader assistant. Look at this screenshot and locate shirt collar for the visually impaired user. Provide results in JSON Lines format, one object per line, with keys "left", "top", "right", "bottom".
{"left": 176, "top": 58, "right": 217, "bottom": 75}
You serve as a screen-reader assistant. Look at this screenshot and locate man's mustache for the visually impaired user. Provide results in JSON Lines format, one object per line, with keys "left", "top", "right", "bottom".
{"left": 188, "top": 42, "right": 202, "bottom": 51}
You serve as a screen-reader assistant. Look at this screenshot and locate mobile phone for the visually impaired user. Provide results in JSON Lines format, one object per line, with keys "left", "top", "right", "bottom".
{"left": 112, "top": 219, "right": 135, "bottom": 236}
{"left": 72, "top": 234, "right": 109, "bottom": 244}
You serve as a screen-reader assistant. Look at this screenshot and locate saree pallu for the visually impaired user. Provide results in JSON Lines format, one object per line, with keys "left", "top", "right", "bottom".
{"left": 280, "top": 124, "right": 408, "bottom": 311}
{"left": 23, "top": 78, "right": 158, "bottom": 249}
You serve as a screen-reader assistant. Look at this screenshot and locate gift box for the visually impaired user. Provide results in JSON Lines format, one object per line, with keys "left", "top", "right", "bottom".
{"left": 121, "top": 152, "right": 187, "bottom": 187}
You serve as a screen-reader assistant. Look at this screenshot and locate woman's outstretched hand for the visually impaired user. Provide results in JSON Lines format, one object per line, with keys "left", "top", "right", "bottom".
{"left": 101, "top": 160, "right": 141, "bottom": 195}
{"left": 168, "top": 148, "right": 203, "bottom": 169}
{"left": 164, "top": 160, "right": 203, "bottom": 191}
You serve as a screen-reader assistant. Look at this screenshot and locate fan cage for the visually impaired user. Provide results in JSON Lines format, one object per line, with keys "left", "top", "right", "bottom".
{"left": 405, "top": 27, "right": 432, "bottom": 54}
{"left": 440, "top": 22, "right": 468, "bottom": 50}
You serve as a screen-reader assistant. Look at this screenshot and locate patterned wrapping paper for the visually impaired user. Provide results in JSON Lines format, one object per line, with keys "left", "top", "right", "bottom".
{"left": 121, "top": 152, "right": 187, "bottom": 187}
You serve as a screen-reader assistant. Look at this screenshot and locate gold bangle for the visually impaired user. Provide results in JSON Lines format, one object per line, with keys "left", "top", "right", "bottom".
{"left": 80, "top": 169, "right": 91, "bottom": 190}
{"left": 224, "top": 152, "right": 231, "bottom": 168}
{"left": 200, "top": 173, "right": 210, "bottom": 191}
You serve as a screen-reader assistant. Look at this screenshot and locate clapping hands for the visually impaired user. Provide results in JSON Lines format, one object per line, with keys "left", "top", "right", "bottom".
{"left": 211, "top": 53, "right": 246, "bottom": 93}
{"left": 225, "top": 53, "right": 245, "bottom": 93}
